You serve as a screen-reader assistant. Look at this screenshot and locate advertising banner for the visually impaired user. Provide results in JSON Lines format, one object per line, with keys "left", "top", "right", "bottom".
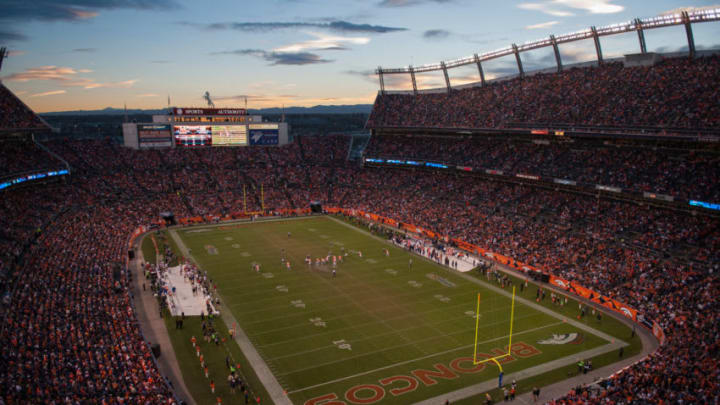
{"left": 249, "top": 129, "right": 279, "bottom": 145}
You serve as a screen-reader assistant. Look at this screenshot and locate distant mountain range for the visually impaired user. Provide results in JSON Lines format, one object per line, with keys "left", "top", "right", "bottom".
{"left": 40, "top": 104, "right": 373, "bottom": 116}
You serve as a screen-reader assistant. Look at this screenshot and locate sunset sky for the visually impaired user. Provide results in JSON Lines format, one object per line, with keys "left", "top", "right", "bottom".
{"left": 1, "top": 0, "right": 719, "bottom": 112}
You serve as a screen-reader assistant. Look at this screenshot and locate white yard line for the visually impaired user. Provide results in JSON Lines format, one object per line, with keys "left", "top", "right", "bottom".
{"left": 250, "top": 297, "right": 505, "bottom": 344}
{"left": 327, "top": 216, "right": 626, "bottom": 344}
{"left": 231, "top": 279, "right": 506, "bottom": 329}
{"left": 268, "top": 310, "right": 545, "bottom": 363}
{"left": 169, "top": 229, "right": 294, "bottom": 405}
{"left": 170, "top": 216, "right": 632, "bottom": 404}
{"left": 286, "top": 321, "right": 565, "bottom": 394}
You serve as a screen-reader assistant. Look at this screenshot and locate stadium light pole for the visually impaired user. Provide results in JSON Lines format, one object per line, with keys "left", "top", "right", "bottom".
{"left": 550, "top": 35, "right": 563, "bottom": 72}
{"left": 512, "top": 43, "right": 524, "bottom": 77}
{"left": 441, "top": 61, "right": 451, "bottom": 93}
{"left": 474, "top": 54, "right": 486, "bottom": 86}
{"left": 0, "top": 47, "right": 6, "bottom": 73}
{"left": 635, "top": 18, "right": 647, "bottom": 54}
{"left": 681, "top": 11, "right": 696, "bottom": 57}
{"left": 591, "top": 26, "right": 604, "bottom": 65}
{"left": 409, "top": 66, "right": 418, "bottom": 95}
{"left": 377, "top": 66, "right": 385, "bottom": 94}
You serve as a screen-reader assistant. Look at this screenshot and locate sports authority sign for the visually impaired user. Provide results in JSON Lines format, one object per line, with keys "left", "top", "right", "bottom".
{"left": 302, "top": 342, "right": 542, "bottom": 405}
{"left": 173, "top": 107, "right": 247, "bottom": 116}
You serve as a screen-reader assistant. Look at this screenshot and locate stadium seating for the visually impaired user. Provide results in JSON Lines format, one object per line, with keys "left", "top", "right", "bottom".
{"left": 364, "top": 134, "right": 720, "bottom": 202}
{"left": 367, "top": 55, "right": 720, "bottom": 131}
{"left": 0, "top": 139, "right": 65, "bottom": 177}
{"left": 1, "top": 73, "right": 719, "bottom": 403}
{"left": 0, "top": 83, "right": 48, "bottom": 130}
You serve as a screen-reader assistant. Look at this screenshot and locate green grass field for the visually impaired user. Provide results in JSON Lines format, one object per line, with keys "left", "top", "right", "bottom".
{"left": 159, "top": 216, "right": 633, "bottom": 405}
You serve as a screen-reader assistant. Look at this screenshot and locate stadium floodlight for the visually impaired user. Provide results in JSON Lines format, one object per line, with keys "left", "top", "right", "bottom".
{"left": 0, "top": 47, "right": 7, "bottom": 73}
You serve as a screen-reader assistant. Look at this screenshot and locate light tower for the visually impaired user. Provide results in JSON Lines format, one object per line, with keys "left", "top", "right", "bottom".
{"left": 0, "top": 47, "right": 7, "bottom": 75}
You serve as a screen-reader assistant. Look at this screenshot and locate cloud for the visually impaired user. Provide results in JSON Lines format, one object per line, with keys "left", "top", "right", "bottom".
{"left": 3, "top": 65, "right": 136, "bottom": 89}
{"left": 247, "top": 80, "right": 296, "bottom": 90}
{"left": 83, "top": 79, "right": 137, "bottom": 89}
{"left": 344, "top": 69, "right": 378, "bottom": 84}
{"left": 560, "top": 47, "right": 597, "bottom": 63}
{"left": 208, "top": 92, "right": 376, "bottom": 108}
{"left": 555, "top": 0, "right": 623, "bottom": 14}
{"left": 525, "top": 21, "right": 560, "bottom": 30}
{"left": 326, "top": 21, "right": 405, "bottom": 33}
{"left": 518, "top": 3, "right": 574, "bottom": 16}
{"left": 7, "top": 50, "right": 26, "bottom": 56}
{"left": 378, "top": 0, "right": 453, "bottom": 7}
{"left": 150, "top": 60, "right": 171, "bottom": 64}
{"left": 31, "top": 90, "right": 66, "bottom": 97}
{"left": 654, "top": 43, "right": 720, "bottom": 53}
{"left": 213, "top": 49, "right": 332, "bottom": 65}
{"left": 214, "top": 94, "right": 299, "bottom": 103}
{"left": 423, "top": 29, "right": 450, "bottom": 40}
{"left": 72, "top": 48, "right": 97, "bottom": 53}
{"left": 660, "top": 6, "right": 720, "bottom": 16}
{"left": 274, "top": 33, "right": 370, "bottom": 53}
{"left": 0, "top": 29, "right": 27, "bottom": 41}
{"left": 137, "top": 93, "right": 159, "bottom": 97}
{"left": 518, "top": 0, "right": 623, "bottom": 16}
{"left": 4, "top": 66, "right": 91, "bottom": 82}
{"left": 0, "top": 0, "right": 179, "bottom": 23}
{"left": 179, "top": 20, "right": 406, "bottom": 34}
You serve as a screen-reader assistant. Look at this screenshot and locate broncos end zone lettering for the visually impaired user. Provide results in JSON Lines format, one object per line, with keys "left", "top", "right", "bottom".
{"left": 303, "top": 342, "right": 541, "bottom": 405}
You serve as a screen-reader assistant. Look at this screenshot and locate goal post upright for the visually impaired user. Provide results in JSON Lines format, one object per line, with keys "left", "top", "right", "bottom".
{"left": 473, "top": 286, "right": 517, "bottom": 370}
{"left": 507, "top": 286, "right": 516, "bottom": 356}
{"left": 473, "top": 293, "right": 481, "bottom": 363}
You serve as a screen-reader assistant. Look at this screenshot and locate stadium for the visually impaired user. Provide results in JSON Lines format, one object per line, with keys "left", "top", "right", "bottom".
{"left": 1, "top": 4, "right": 719, "bottom": 405}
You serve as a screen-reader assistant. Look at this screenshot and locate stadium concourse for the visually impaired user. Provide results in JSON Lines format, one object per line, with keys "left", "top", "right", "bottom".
{"left": 0, "top": 55, "right": 718, "bottom": 404}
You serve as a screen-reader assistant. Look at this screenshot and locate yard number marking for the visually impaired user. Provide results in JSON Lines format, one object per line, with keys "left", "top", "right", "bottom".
{"left": 333, "top": 339, "right": 352, "bottom": 351}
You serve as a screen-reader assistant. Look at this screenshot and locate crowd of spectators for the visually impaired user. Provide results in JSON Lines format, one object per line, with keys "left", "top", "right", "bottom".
{"left": 0, "top": 184, "right": 177, "bottom": 403}
{"left": 1, "top": 76, "right": 719, "bottom": 403}
{"left": 330, "top": 166, "right": 719, "bottom": 404}
{"left": 0, "top": 139, "right": 65, "bottom": 176}
{"left": 0, "top": 84, "right": 49, "bottom": 130}
{"left": 364, "top": 134, "right": 720, "bottom": 202}
{"left": 367, "top": 55, "right": 720, "bottom": 130}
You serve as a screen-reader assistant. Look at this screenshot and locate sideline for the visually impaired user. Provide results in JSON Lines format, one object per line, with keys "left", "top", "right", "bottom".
{"left": 131, "top": 234, "right": 195, "bottom": 405}
{"left": 168, "top": 229, "right": 294, "bottom": 405}
{"left": 326, "top": 215, "right": 657, "bottom": 404}
{"left": 155, "top": 215, "right": 656, "bottom": 404}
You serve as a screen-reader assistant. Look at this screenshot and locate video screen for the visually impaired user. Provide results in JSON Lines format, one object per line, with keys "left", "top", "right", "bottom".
{"left": 211, "top": 125, "right": 247, "bottom": 146}
{"left": 173, "top": 125, "right": 212, "bottom": 146}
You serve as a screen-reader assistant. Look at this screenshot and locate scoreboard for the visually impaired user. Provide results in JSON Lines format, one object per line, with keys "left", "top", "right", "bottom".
{"left": 124, "top": 107, "right": 288, "bottom": 149}
{"left": 211, "top": 125, "right": 248, "bottom": 146}
{"left": 138, "top": 124, "right": 172, "bottom": 148}
{"left": 173, "top": 124, "right": 279, "bottom": 147}
{"left": 173, "top": 125, "right": 212, "bottom": 147}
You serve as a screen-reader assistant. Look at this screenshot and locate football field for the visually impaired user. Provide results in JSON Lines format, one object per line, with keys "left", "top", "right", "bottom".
{"left": 171, "top": 216, "right": 621, "bottom": 404}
